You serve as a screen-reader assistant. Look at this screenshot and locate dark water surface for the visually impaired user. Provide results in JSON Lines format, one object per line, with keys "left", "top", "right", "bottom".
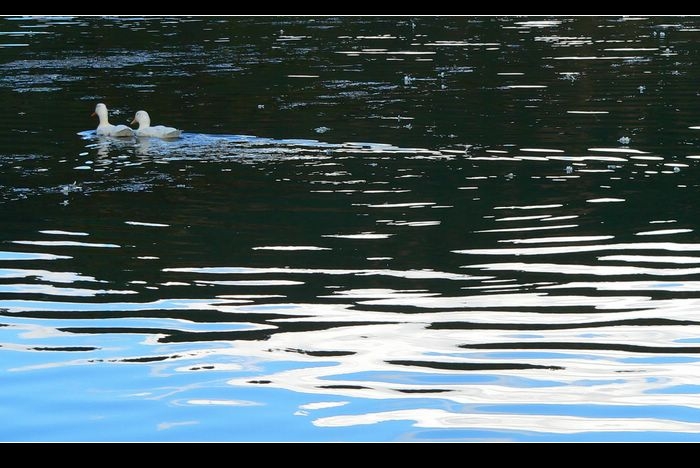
{"left": 3, "top": 15, "right": 700, "bottom": 441}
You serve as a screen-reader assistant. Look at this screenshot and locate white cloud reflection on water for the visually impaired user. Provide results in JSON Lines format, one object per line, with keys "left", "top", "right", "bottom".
{"left": 312, "top": 409, "right": 700, "bottom": 433}
{"left": 5, "top": 281, "right": 700, "bottom": 437}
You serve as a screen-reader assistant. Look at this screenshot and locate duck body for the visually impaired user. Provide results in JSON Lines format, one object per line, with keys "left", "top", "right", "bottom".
{"left": 135, "top": 125, "right": 182, "bottom": 139}
{"left": 92, "top": 103, "right": 134, "bottom": 137}
{"left": 131, "top": 110, "right": 182, "bottom": 139}
{"left": 96, "top": 124, "right": 133, "bottom": 138}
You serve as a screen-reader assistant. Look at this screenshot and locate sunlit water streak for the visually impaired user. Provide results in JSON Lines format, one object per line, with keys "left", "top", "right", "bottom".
{"left": 2, "top": 15, "right": 700, "bottom": 442}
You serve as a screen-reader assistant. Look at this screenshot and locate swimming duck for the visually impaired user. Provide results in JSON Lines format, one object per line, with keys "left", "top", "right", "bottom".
{"left": 92, "top": 103, "right": 134, "bottom": 137}
{"left": 130, "top": 110, "right": 182, "bottom": 139}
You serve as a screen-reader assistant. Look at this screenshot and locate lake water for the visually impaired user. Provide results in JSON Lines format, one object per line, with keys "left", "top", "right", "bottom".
{"left": 2, "top": 15, "right": 700, "bottom": 442}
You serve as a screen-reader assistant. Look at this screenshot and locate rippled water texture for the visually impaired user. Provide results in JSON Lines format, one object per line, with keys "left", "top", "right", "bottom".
{"left": 3, "top": 16, "right": 700, "bottom": 441}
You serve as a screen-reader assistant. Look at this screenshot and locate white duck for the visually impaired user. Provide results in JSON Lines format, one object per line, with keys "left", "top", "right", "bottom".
{"left": 92, "top": 103, "right": 134, "bottom": 137}
{"left": 130, "top": 110, "right": 182, "bottom": 139}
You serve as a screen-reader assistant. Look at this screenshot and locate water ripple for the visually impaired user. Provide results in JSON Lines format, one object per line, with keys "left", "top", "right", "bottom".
{"left": 4, "top": 15, "right": 700, "bottom": 442}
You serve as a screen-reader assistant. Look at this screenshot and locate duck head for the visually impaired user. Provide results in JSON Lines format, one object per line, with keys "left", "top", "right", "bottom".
{"left": 91, "top": 103, "right": 109, "bottom": 124}
{"left": 130, "top": 110, "right": 151, "bottom": 129}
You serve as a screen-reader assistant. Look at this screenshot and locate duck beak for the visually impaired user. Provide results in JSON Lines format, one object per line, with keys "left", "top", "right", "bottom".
{"left": 130, "top": 118, "right": 136, "bottom": 125}
{"left": 91, "top": 112, "right": 96, "bottom": 117}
